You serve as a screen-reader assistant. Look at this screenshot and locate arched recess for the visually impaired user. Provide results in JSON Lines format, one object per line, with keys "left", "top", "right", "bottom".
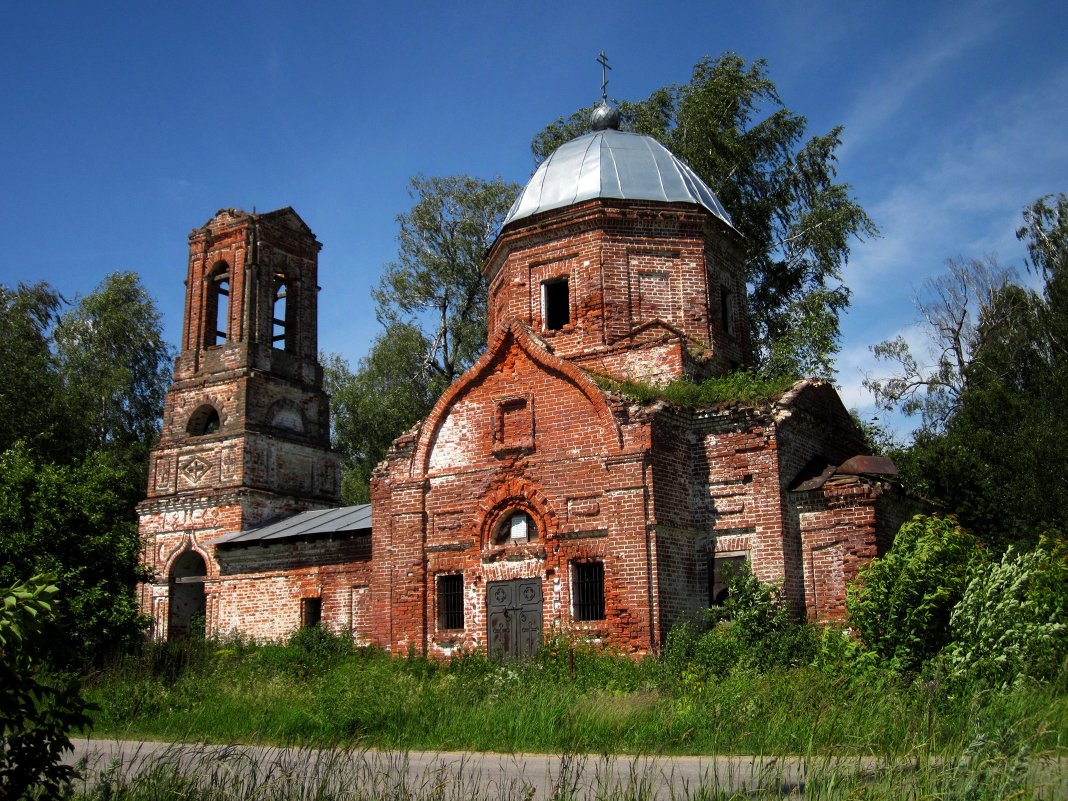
{"left": 266, "top": 399, "right": 305, "bottom": 434}
{"left": 186, "top": 404, "right": 221, "bottom": 436}
{"left": 168, "top": 548, "right": 207, "bottom": 639}
{"left": 205, "top": 261, "right": 230, "bottom": 346}
{"left": 412, "top": 320, "right": 623, "bottom": 478}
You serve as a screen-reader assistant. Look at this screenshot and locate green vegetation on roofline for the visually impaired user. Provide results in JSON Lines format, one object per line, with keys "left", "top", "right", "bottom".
{"left": 589, "top": 369, "right": 798, "bottom": 407}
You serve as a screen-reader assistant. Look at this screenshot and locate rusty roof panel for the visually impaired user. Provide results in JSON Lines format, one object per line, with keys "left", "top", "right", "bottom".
{"left": 838, "top": 455, "right": 898, "bottom": 476}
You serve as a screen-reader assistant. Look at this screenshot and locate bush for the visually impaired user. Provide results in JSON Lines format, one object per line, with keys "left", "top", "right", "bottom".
{"left": 0, "top": 575, "right": 94, "bottom": 800}
{"left": 939, "top": 536, "right": 1068, "bottom": 688}
{"left": 661, "top": 563, "right": 816, "bottom": 682}
{"left": 847, "top": 515, "right": 983, "bottom": 672}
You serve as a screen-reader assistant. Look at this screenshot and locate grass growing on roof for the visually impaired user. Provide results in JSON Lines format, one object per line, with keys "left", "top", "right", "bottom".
{"left": 589, "top": 370, "right": 798, "bottom": 407}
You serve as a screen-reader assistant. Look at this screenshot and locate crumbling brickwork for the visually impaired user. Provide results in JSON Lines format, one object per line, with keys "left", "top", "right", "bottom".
{"left": 140, "top": 172, "right": 912, "bottom": 650}
{"left": 138, "top": 208, "right": 343, "bottom": 640}
{"left": 368, "top": 192, "right": 899, "bottom": 656}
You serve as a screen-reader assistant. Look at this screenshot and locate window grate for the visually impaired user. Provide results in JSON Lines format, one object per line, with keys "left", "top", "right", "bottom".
{"left": 438, "top": 574, "right": 464, "bottom": 630}
{"left": 573, "top": 562, "right": 605, "bottom": 621}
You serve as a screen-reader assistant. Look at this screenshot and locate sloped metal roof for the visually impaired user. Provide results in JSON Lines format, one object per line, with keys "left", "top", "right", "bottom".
{"left": 213, "top": 504, "right": 371, "bottom": 546}
{"left": 503, "top": 129, "right": 734, "bottom": 229}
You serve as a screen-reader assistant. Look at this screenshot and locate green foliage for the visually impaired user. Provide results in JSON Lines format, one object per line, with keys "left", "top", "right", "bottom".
{"left": 0, "top": 273, "right": 172, "bottom": 663}
{"left": 0, "top": 444, "right": 148, "bottom": 662}
{"left": 591, "top": 369, "right": 797, "bottom": 408}
{"left": 847, "top": 515, "right": 983, "bottom": 673}
{"left": 325, "top": 325, "right": 447, "bottom": 504}
{"left": 0, "top": 283, "right": 68, "bottom": 460}
{"left": 1, "top": 575, "right": 95, "bottom": 800}
{"left": 331, "top": 175, "right": 518, "bottom": 502}
{"left": 54, "top": 271, "right": 173, "bottom": 451}
{"left": 661, "top": 563, "right": 817, "bottom": 682}
{"left": 375, "top": 174, "right": 519, "bottom": 384}
{"left": 533, "top": 53, "right": 876, "bottom": 378}
{"left": 874, "top": 196, "right": 1068, "bottom": 548}
{"left": 82, "top": 628, "right": 1068, "bottom": 768}
{"left": 939, "top": 536, "right": 1068, "bottom": 688}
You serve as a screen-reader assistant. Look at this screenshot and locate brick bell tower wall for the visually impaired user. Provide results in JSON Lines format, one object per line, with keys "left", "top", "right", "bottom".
{"left": 138, "top": 208, "right": 342, "bottom": 640}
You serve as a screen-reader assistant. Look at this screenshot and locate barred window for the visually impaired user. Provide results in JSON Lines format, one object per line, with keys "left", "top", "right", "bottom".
{"left": 437, "top": 574, "right": 464, "bottom": 631}
{"left": 572, "top": 561, "right": 605, "bottom": 621}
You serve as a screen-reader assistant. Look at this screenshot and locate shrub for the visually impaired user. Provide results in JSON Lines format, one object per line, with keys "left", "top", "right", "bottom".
{"left": 847, "top": 515, "right": 983, "bottom": 673}
{"left": 0, "top": 575, "right": 94, "bottom": 800}
{"left": 661, "top": 562, "right": 816, "bottom": 682}
{"left": 939, "top": 536, "right": 1068, "bottom": 688}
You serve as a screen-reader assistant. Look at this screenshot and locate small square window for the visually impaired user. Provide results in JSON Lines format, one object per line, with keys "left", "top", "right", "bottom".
{"left": 543, "top": 278, "right": 570, "bottom": 331}
{"left": 437, "top": 574, "right": 464, "bottom": 631}
{"left": 572, "top": 561, "right": 605, "bottom": 621}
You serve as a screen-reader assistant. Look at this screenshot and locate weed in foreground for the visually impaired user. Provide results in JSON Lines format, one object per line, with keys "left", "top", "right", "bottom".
{"left": 70, "top": 741, "right": 1068, "bottom": 800}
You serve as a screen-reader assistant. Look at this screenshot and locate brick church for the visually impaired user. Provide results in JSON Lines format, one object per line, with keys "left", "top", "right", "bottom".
{"left": 139, "top": 103, "right": 915, "bottom": 656}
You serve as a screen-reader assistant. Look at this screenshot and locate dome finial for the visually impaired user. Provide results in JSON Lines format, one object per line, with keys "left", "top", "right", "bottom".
{"left": 591, "top": 50, "right": 620, "bottom": 131}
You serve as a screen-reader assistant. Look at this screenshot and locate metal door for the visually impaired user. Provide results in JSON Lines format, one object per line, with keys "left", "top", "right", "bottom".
{"left": 486, "top": 578, "right": 542, "bottom": 659}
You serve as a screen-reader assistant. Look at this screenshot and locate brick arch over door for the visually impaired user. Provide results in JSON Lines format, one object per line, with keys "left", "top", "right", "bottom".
{"left": 478, "top": 478, "right": 560, "bottom": 549}
{"left": 410, "top": 320, "right": 623, "bottom": 478}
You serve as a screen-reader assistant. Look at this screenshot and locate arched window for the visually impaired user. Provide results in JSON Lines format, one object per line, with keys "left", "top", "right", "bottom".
{"left": 187, "top": 404, "right": 221, "bottom": 436}
{"left": 494, "top": 510, "right": 536, "bottom": 545}
{"left": 272, "top": 276, "right": 288, "bottom": 350}
{"left": 206, "top": 262, "right": 230, "bottom": 346}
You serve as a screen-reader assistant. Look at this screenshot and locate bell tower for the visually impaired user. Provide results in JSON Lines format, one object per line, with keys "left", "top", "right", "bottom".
{"left": 138, "top": 207, "right": 340, "bottom": 638}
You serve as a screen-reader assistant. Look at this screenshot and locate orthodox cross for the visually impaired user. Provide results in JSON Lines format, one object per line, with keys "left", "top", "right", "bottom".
{"left": 597, "top": 50, "right": 611, "bottom": 102}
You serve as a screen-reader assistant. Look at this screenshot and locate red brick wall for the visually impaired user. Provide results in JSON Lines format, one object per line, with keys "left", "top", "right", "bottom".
{"left": 484, "top": 199, "right": 752, "bottom": 385}
{"left": 138, "top": 207, "right": 341, "bottom": 640}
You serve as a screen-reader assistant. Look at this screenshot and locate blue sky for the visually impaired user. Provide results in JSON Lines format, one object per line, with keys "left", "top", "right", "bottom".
{"left": 2, "top": 1, "right": 1065, "bottom": 435}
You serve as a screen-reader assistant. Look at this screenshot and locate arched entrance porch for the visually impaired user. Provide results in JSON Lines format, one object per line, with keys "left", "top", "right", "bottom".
{"left": 168, "top": 549, "right": 207, "bottom": 639}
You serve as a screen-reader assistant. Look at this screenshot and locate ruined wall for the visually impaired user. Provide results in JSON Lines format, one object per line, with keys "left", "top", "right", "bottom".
{"left": 484, "top": 200, "right": 751, "bottom": 385}
{"left": 212, "top": 536, "right": 371, "bottom": 639}
{"left": 371, "top": 326, "right": 660, "bottom": 655}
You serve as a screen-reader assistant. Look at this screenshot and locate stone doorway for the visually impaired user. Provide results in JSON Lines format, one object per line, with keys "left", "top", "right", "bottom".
{"left": 168, "top": 549, "right": 207, "bottom": 639}
{"left": 487, "top": 578, "right": 542, "bottom": 659}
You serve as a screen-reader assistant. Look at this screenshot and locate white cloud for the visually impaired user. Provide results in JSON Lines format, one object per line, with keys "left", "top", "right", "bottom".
{"left": 837, "top": 3, "right": 1001, "bottom": 160}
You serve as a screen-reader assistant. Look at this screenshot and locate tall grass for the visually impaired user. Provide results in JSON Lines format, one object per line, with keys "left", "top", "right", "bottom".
{"left": 72, "top": 738, "right": 1068, "bottom": 800}
{"left": 83, "top": 629, "right": 1067, "bottom": 758}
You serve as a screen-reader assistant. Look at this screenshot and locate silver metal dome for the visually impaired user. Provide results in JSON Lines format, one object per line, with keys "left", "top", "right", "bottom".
{"left": 503, "top": 129, "right": 734, "bottom": 229}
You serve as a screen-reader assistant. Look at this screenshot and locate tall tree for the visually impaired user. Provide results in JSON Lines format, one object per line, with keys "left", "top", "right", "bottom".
{"left": 879, "top": 194, "right": 1068, "bottom": 546}
{"left": 532, "top": 54, "right": 876, "bottom": 378}
{"left": 864, "top": 256, "right": 1019, "bottom": 433}
{"left": 0, "top": 283, "right": 67, "bottom": 460}
{"left": 54, "top": 271, "right": 174, "bottom": 453}
{"left": 375, "top": 175, "right": 519, "bottom": 383}
{"left": 0, "top": 272, "right": 171, "bottom": 662}
{"left": 325, "top": 324, "right": 448, "bottom": 504}
{"left": 330, "top": 175, "right": 518, "bottom": 502}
